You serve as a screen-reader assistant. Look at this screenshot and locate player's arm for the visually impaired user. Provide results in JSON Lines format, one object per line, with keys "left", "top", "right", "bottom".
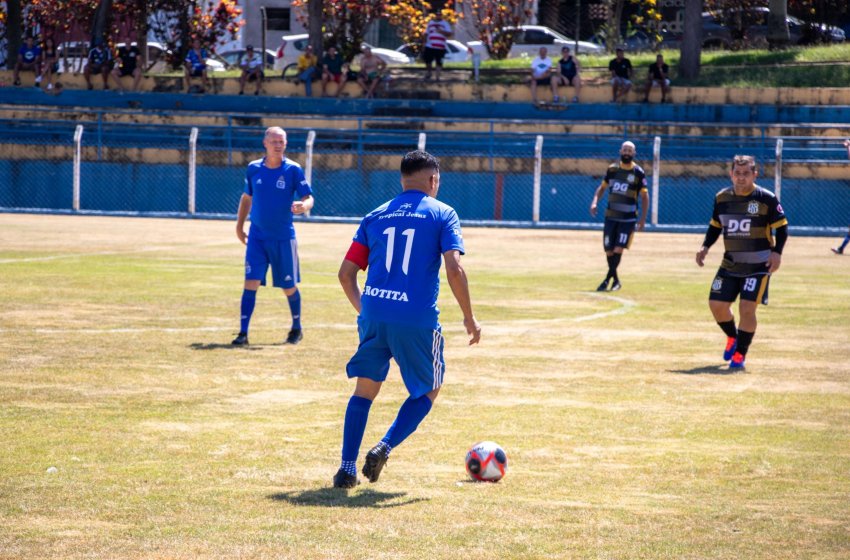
{"left": 236, "top": 193, "right": 252, "bottom": 244}
{"left": 696, "top": 221, "right": 722, "bottom": 267}
{"left": 590, "top": 181, "right": 607, "bottom": 217}
{"left": 444, "top": 249, "right": 481, "bottom": 345}
{"left": 292, "top": 194, "right": 314, "bottom": 215}
{"left": 339, "top": 241, "right": 368, "bottom": 313}
{"left": 767, "top": 222, "right": 788, "bottom": 274}
{"left": 637, "top": 188, "right": 649, "bottom": 231}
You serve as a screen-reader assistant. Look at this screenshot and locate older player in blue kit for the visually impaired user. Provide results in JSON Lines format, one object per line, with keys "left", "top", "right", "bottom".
{"left": 232, "top": 127, "right": 314, "bottom": 346}
{"left": 333, "top": 150, "right": 482, "bottom": 488}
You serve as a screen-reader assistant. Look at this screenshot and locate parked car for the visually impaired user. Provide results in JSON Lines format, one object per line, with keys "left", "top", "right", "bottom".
{"left": 467, "top": 25, "right": 606, "bottom": 59}
{"left": 218, "top": 48, "right": 277, "bottom": 70}
{"left": 274, "top": 34, "right": 410, "bottom": 71}
{"left": 588, "top": 29, "right": 655, "bottom": 51}
{"left": 395, "top": 39, "right": 473, "bottom": 63}
{"left": 742, "top": 8, "right": 845, "bottom": 45}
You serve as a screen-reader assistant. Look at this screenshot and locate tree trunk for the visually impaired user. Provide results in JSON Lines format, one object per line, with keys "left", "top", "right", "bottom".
{"left": 537, "top": 0, "right": 559, "bottom": 30}
{"left": 6, "top": 0, "right": 22, "bottom": 69}
{"left": 92, "top": 0, "right": 113, "bottom": 44}
{"left": 678, "top": 0, "right": 701, "bottom": 79}
{"left": 308, "top": 0, "right": 323, "bottom": 59}
{"left": 137, "top": 1, "right": 149, "bottom": 69}
{"left": 767, "top": 0, "right": 790, "bottom": 49}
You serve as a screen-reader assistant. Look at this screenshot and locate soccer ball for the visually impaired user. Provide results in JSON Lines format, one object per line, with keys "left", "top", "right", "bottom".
{"left": 465, "top": 441, "right": 508, "bottom": 482}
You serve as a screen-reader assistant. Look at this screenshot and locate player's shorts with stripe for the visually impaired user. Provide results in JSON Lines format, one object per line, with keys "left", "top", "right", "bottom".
{"left": 709, "top": 268, "right": 770, "bottom": 305}
{"left": 244, "top": 236, "right": 300, "bottom": 289}
{"left": 603, "top": 219, "right": 636, "bottom": 250}
{"left": 346, "top": 317, "right": 445, "bottom": 399}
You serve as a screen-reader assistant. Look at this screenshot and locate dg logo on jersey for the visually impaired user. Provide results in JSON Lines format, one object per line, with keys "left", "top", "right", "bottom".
{"left": 276, "top": 176, "right": 286, "bottom": 190}
{"left": 747, "top": 201, "right": 759, "bottom": 215}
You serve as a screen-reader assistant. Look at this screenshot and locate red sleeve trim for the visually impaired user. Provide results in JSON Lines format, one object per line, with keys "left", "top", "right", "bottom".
{"left": 345, "top": 241, "right": 369, "bottom": 270}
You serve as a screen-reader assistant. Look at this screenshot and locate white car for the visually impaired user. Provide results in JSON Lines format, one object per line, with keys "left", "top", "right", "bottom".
{"left": 274, "top": 34, "right": 410, "bottom": 71}
{"left": 395, "top": 39, "right": 473, "bottom": 63}
{"left": 467, "top": 25, "right": 606, "bottom": 59}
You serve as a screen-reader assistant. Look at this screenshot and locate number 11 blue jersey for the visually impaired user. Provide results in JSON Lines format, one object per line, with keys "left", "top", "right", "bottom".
{"left": 352, "top": 189, "right": 464, "bottom": 329}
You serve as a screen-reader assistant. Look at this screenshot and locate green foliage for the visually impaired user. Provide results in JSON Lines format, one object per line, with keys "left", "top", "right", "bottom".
{"left": 462, "top": 0, "right": 534, "bottom": 59}
{"left": 292, "top": 0, "right": 387, "bottom": 63}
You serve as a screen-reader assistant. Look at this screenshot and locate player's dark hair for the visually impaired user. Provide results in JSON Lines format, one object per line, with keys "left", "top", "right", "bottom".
{"left": 732, "top": 155, "right": 756, "bottom": 171}
{"left": 400, "top": 151, "right": 440, "bottom": 176}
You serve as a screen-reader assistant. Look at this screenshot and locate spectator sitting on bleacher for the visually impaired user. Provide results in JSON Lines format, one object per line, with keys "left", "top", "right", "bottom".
{"left": 296, "top": 44, "right": 318, "bottom": 97}
{"left": 184, "top": 38, "right": 210, "bottom": 93}
{"left": 528, "top": 47, "right": 557, "bottom": 105}
{"left": 321, "top": 46, "right": 348, "bottom": 97}
{"left": 238, "top": 45, "right": 264, "bottom": 95}
{"left": 14, "top": 35, "right": 42, "bottom": 87}
{"left": 644, "top": 54, "right": 671, "bottom": 103}
{"left": 40, "top": 37, "right": 59, "bottom": 91}
{"left": 553, "top": 45, "right": 581, "bottom": 103}
{"left": 112, "top": 42, "right": 142, "bottom": 92}
{"left": 609, "top": 48, "right": 633, "bottom": 103}
{"left": 84, "top": 38, "right": 113, "bottom": 91}
{"left": 356, "top": 46, "right": 387, "bottom": 99}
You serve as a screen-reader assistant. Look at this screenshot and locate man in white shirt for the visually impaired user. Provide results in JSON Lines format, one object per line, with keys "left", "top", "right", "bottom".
{"left": 422, "top": 12, "right": 452, "bottom": 81}
{"left": 238, "top": 45, "right": 264, "bottom": 95}
{"left": 528, "top": 47, "right": 557, "bottom": 105}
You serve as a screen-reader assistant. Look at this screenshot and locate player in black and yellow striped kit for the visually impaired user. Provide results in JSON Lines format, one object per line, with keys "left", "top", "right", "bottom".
{"left": 696, "top": 155, "right": 788, "bottom": 369}
{"left": 590, "top": 141, "right": 649, "bottom": 291}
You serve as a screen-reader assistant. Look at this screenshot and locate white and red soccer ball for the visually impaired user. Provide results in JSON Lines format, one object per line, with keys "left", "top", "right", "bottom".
{"left": 465, "top": 441, "right": 508, "bottom": 482}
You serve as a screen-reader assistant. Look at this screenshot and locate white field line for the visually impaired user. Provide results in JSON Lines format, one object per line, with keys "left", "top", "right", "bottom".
{"left": 0, "top": 241, "right": 233, "bottom": 264}
{"left": 10, "top": 293, "right": 635, "bottom": 335}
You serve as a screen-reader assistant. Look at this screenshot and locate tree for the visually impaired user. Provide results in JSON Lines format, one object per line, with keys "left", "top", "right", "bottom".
{"left": 292, "top": 0, "right": 387, "bottom": 63}
{"left": 462, "top": 0, "right": 533, "bottom": 59}
{"left": 767, "top": 0, "right": 790, "bottom": 49}
{"left": 385, "top": 0, "right": 459, "bottom": 55}
{"left": 678, "top": 0, "right": 701, "bottom": 79}
{"left": 4, "top": 0, "right": 22, "bottom": 69}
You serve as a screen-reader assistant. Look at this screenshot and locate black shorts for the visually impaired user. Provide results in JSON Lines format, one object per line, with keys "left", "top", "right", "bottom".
{"left": 117, "top": 66, "right": 137, "bottom": 77}
{"left": 189, "top": 67, "right": 206, "bottom": 77}
{"left": 603, "top": 219, "right": 636, "bottom": 250}
{"left": 423, "top": 47, "right": 446, "bottom": 66}
{"left": 559, "top": 74, "right": 577, "bottom": 86}
{"left": 709, "top": 268, "right": 770, "bottom": 305}
{"left": 534, "top": 77, "right": 551, "bottom": 86}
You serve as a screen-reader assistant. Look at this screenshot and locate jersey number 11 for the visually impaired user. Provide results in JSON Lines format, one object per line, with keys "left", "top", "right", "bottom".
{"left": 383, "top": 227, "right": 415, "bottom": 274}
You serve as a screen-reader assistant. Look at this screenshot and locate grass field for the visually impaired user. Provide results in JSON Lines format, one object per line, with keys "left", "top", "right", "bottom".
{"left": 1, "top": 213, "right": 849, "bottom": 559}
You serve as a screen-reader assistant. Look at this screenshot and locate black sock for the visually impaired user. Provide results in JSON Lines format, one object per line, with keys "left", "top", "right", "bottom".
{"left": 605, "top": 255, "right": 615, "bottom": 280}
{"left": 736, "top": 330, "right": 755, "bottom": 356}
{"left": 610, "top": 253, "right": 622, "bottom": 280}
{"left": 717, "top": 320, "right": 737, "bottom": 339}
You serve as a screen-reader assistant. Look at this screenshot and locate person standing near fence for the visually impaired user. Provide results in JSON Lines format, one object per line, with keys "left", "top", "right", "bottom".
{"left": 589, "top": 141, "right": 649, "bottom": 291}
{"left": 333, "top": 150, "right": 481, "bottom": 488}
{"left": 232, "top": 127, "right": 314, "bottom": 346}
{"left": 422, "top": 11, "right": 452, "bottom": 82}
{"left": 696, "top": 155, "right": 788, "bottom": 369}
{"left": 831, "top": 139, "right": 850, "bottom": 255}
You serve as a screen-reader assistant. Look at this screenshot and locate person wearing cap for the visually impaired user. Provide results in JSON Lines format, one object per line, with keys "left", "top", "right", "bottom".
{"left": 239, "top": 45, "right": 264, "bottom": 95}
{"left": 84, "top": 38, "right": 113, "bottom": 90}
{"left": 296, "top": 44, "right": 318, "bottom": 97}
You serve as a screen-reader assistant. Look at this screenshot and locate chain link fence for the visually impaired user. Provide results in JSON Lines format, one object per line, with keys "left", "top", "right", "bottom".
{"left": 0, "top": 117, "right": 847, "bottom": 232}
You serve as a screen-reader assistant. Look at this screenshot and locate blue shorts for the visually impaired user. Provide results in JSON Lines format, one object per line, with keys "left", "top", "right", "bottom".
{"left": 346, "top": 317, "right": 445, "bottom": 399}
{"left": 244, "top": 236, "right": 299, "bottom": 289}
{"left": 603, "top": 219, "right": 636, "bottom": 250}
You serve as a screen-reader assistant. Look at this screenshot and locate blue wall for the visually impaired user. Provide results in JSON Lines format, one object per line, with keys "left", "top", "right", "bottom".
{"left": 1, "top": 161, "right": 847, "bottom": 229}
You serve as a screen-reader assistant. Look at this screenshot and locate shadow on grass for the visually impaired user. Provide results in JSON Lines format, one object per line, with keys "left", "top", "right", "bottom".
{"left": 669, "top": 365, "right": 738, "bottom": 375}
{"left": 269, "top": 488, "right": 428, "bottom": 508}
{"left": 188, "top": 342, "right": 264, "bottom": 351}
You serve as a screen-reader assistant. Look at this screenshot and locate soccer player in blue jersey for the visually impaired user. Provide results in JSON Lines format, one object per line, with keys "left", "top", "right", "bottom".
{"left": 333, "top": 150, "right": 481, "bottom": 488}
{"left": 232, "top": 127, "right": 314, "bottom": 346}
{"left": 696, "top": 155, "right": 788, "bottom": 369}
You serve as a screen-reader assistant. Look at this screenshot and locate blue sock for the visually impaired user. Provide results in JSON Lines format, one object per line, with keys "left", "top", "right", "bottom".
{"left": 840, "top": 235, "right": 850, "bottom": 251}
{"left": 341, "top": 395, "right": 373, "bottom": 473}
{"left": 382, "top": 394, "right": 433, "bottom": 449}
{"left": 239, "top": 289, "right": 257, "bottom": 334}
{"left": 287, "top": 289, "right": 301, "bottom": 330}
